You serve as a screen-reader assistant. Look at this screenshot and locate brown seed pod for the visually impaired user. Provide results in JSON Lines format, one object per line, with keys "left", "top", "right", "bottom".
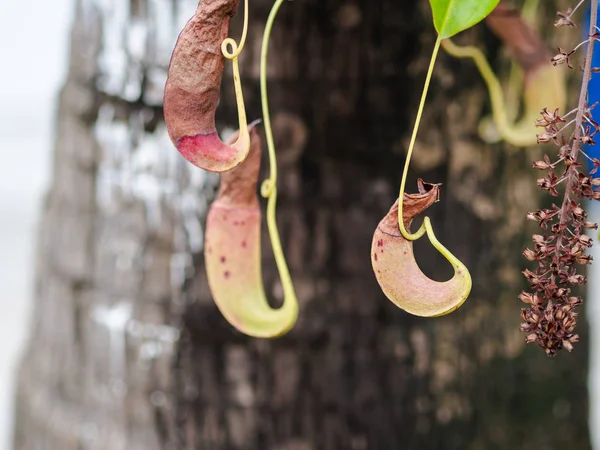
{"left": 205, "top": 125, "right": 298, "bottom": 337}
{"left": 164, "top": 0, "right": 250, "bottom": 172}
{"left": 372, "top": 181, "right": 471, "bottom": 317}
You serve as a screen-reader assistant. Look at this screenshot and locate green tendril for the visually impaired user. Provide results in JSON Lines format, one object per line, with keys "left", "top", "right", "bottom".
{"left": 441, "top": 38, "right": 515, "bottom": 145}
{"left": 221, "top": 0, "right": 250, "bottom": 151}
{"left": 398, "top": 37, "right": 441, "bottom": 240}
{"left": 221, "top": 0, "right": 249, "bottom": 59}
{"left": 260, "top": 0, "right": 299, "bottom": 325}
{"left": 441, "top": 0, "right": 566, "bottom": 149}
{"left": 396, "top": 37, "right": 470, "bottom": 277}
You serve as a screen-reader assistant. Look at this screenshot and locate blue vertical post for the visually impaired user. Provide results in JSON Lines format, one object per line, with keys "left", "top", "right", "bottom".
{"left": 584, "top": 3, "right": 600, "bottom": 449}
{"left": 585, "top": 2, "right": 600, "bottom": 168}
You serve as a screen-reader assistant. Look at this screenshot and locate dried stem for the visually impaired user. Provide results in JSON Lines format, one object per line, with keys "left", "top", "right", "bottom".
{"left": 553, "top": 0, "right": 598, "bottom": 283}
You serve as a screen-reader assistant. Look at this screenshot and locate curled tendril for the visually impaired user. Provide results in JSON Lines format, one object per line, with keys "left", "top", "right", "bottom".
{"left": 221, "top": 0, "right": 249, "bottom": 59}
{"left": 261, "top": 178, "right": 275, "bottom": 198}
{"left": 221, "top": 0, "right": 250, "bottom": 162}
{"left": 259, "top": 0, "right": 298, "bottom": 332}
{"left": 397, "top": 38, "right": 441, "bottom": 241}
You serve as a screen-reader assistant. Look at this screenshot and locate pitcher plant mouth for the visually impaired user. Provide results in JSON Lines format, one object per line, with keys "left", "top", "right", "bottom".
{"left": 372, "top": 180, "right": 472, "bottom": 317}
{"left": 205, "top": 125, "right": 298, "bottom": 337}
{"left": 164, "top": 0, "right": 251, "bottom": 172}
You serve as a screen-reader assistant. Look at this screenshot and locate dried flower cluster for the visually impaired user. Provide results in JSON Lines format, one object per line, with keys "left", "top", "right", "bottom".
{"left": 521, "top": 1, "right": 600, "bottom": 356}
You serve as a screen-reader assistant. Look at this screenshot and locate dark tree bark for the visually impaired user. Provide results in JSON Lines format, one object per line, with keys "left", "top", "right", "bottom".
{"left": 14, "top": 0, "right": 590, "bottom": 449}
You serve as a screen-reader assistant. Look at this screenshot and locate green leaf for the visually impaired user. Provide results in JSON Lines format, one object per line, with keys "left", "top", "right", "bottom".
{"left": 429, "top": 0, "right": 500, "bottom": 39}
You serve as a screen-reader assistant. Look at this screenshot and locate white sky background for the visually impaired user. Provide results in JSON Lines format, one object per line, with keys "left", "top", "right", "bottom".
{"left": 0, "top": 0, "right": 72, "bottom": 448}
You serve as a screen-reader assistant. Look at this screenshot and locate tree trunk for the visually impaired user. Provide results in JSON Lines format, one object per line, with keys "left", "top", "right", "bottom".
{"left": 14, "top": 0, "right": 591, "bottom": 449}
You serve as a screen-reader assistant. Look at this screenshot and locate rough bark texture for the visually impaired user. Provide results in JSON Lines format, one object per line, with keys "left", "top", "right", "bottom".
{"left": 14, "top": 0, "right": 590, "bottom": 449}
